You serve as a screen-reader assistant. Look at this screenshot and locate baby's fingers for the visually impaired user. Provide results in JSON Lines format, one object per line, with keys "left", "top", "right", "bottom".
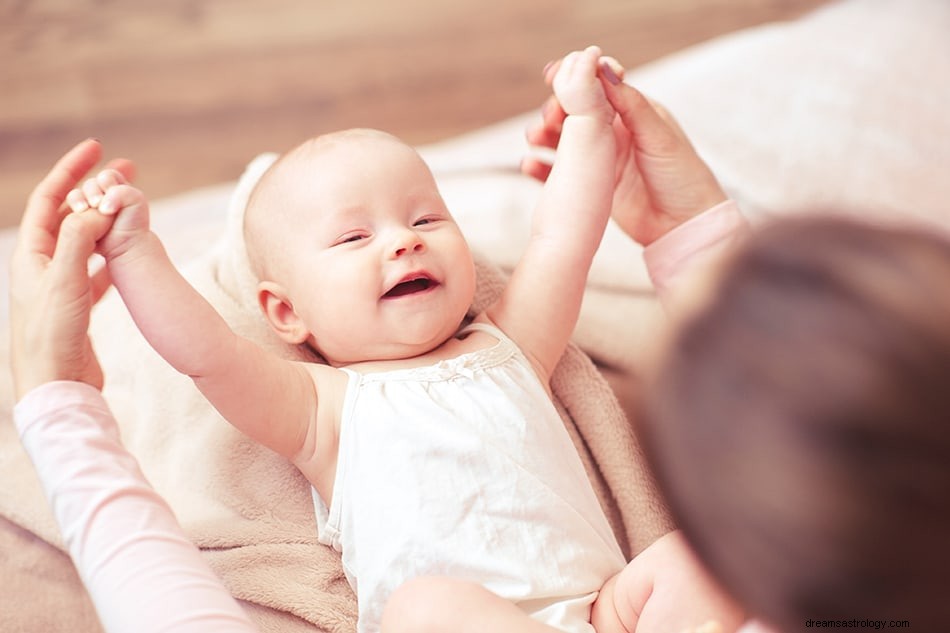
{"left": 64, "top": 178, "right": 105, "bottom": 213}
{"left": 81, "top": 176, "right": 106, "bottom": 209}
{"left": 97, "top": 183, "right": 141, "bottom": 217}
{"left": 555, "top": 46, "right": 601, "bottom": 87}
{"left": 66, "top": 188, "right": 91, "bottom": 214}
{"left": 67, "top": 168, "right": 126, "bottom": 213}
{"left": 95, "top": 169, "right": 130, "bottom": 215}
{"left": 551, "top": 48, "right": 586, "bottom": 93}
{"left": 552, "top": 46, "right": 617, "bottom": 119}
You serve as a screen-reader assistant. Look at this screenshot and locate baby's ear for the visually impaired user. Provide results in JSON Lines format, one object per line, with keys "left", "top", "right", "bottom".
{"left": 257, "top": 281, "right": 311, "bottom": 345}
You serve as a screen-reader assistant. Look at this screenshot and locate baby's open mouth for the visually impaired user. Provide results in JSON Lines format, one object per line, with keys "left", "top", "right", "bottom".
{"left": 383, "top": 276, "right": 437, "bottom": 298}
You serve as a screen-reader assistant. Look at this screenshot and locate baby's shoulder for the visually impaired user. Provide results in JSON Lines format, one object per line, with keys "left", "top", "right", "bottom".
{"left": 302, "top": 361, "right": 350, "bottom": 413}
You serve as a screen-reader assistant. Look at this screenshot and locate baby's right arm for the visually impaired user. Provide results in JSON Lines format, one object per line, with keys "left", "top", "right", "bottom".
{"left": 486, "top": 46, "right": 617, "bottom": 380}
{"left": 69, "top": 171, "right": 326, "bottom": 465}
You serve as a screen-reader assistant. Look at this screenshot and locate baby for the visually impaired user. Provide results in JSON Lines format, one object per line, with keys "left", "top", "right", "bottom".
{"left": 70, "top": 47, "right": 715, "bottom": 633}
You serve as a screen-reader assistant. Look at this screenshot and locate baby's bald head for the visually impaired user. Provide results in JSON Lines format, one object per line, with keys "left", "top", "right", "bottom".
{"left": 243, "top": 129, "right": 408, "bottom": 281}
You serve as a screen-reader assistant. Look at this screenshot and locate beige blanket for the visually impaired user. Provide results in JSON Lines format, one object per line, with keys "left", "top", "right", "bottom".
{"left": 3, "top": 0, "right": 948, "bottom": 630}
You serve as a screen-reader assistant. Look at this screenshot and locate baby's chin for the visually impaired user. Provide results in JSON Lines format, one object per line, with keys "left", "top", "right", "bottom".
{"left": 316, "top": 300, "right": 471, "bottom": 367}
{"left": 320, "top": 330, "right": 458, "bottom": 367}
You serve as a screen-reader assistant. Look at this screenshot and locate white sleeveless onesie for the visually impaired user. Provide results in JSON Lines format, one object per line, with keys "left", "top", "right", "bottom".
{"left": 312, "top": 322, "right": 626, "bottom": 633}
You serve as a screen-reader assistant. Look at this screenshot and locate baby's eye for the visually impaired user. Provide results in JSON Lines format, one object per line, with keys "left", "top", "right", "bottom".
{"left": 413, "top": 217, "right": 439, "bottom": 227}
{"left": 334, "top": 232, "right": 367, "bottom": 246}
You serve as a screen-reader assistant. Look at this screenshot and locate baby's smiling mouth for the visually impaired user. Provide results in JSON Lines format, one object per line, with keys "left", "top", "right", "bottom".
{"left": 383, "top": 276, "right": 438, "bottom": 298}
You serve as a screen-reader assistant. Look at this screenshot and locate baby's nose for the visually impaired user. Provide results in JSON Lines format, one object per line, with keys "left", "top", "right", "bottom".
{"left": 394, "top": 242, "right": 423, "bottom": 257}
{"left": 393, "top": 232, "right": 425, "bottom": 257}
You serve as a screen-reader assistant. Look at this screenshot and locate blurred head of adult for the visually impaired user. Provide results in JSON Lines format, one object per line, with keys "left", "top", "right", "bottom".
{"left": 639, "top": 214, "right": 950, "bottom": 632}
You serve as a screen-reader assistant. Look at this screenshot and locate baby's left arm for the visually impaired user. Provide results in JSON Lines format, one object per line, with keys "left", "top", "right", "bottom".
{"left": 487, "top": 46, "right": 618, "bottom": 380}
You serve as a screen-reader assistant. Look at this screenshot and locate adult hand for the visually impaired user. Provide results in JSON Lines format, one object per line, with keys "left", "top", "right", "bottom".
{"left": 9, "top": 139, "right": 136, "bottom": 399}
{"left": 523, "top": 56, "right": 728, "bottom": 246}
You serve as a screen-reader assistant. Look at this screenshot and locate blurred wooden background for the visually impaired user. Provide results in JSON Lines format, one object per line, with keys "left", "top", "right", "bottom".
{"left": 1, "top": 0, "right": 828, "bottom": 228}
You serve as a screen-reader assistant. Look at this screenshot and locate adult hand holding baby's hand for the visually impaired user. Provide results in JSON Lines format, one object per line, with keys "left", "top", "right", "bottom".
{"left": 67, "top": 167, "right": 151, "bottom": 261}
{"left": 524, "top": 51, "right": 728, "bottom": 246}
{"left": 10, "top": 139, "right": 135, "bottom": 398}
{"left": 549, "top": 45, "right": 618, "bottom": 125}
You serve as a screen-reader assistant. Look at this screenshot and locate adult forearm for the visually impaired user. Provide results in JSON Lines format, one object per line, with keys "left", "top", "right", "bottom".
{"left": 15, "top": 381, "right": 257, "bottom": 633}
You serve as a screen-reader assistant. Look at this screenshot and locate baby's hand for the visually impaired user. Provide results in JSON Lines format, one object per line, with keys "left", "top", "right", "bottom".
{"left": 66, "top": 169, "right": 151, "bottom": 260}
{"left": 529, "top": 49, "right": 726, "bottom": 246}
{"left": 550, "top": 45, "right": 620, "bottom": 124}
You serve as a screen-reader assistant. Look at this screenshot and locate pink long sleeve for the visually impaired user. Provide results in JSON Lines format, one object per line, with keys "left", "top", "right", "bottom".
{"left": 642, "top": 199, "right": 749, "bottom": 311}
{"left": 14, "top": 381, "right": 258, "bottom": 633}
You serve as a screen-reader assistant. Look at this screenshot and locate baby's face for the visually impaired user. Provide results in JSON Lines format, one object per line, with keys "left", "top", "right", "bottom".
{"left": 265, "top": 133, "right": 476, "bottom": 365}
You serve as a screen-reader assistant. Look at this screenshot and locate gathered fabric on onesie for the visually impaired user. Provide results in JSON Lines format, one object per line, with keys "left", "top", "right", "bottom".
{"left": 311, "top": 321, "right": 626, "bottom": 633}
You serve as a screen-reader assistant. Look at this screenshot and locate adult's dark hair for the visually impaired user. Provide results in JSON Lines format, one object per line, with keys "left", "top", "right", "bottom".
{"left": 638, "top": 214, "right": 950, "bottom": 632}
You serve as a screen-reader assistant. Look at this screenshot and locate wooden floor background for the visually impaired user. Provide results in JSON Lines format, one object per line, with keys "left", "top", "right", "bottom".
{"left": 1, "top": 0, "right": 828, "bottom": 229}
